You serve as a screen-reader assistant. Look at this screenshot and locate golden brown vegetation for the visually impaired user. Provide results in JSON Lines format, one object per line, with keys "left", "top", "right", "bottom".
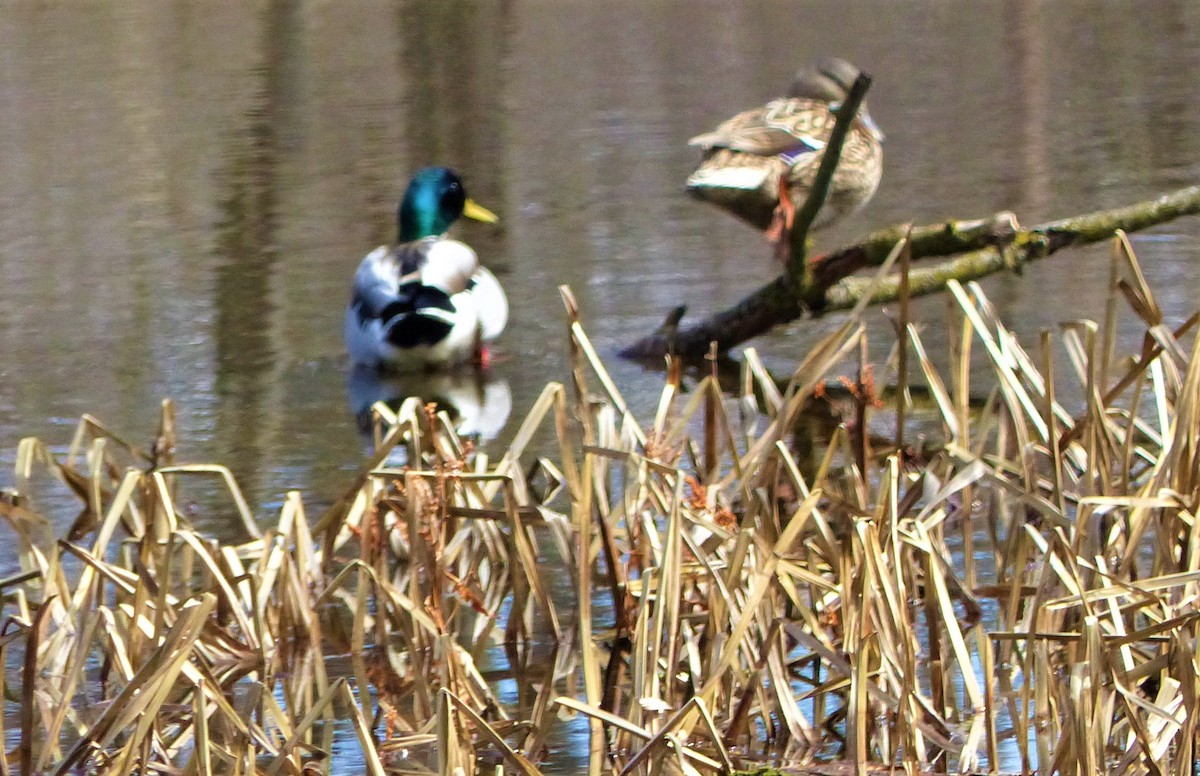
{"left": 2, "top": 233, "right": 1199, "bottom": 774}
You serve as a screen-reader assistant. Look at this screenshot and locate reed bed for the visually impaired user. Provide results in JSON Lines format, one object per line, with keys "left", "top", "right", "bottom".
{"left": 2, "top": 232, "right": 1199, "bottom": 774}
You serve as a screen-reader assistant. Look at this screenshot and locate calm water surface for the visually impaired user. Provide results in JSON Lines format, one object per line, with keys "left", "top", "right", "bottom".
{"left": 1, "top": 0, "right": 1199, "bottom": 770}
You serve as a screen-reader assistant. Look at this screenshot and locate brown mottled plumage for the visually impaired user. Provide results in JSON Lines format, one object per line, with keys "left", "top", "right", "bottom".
{"left": 686, "top": 57, "right": 884, "bottom": 232}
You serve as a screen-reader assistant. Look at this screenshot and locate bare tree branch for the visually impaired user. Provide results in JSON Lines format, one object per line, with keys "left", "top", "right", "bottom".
{"left": 785, "top": 72, "right": 872, "bottom": 305}
{"left": 621, "top": 185, "right": 1200, "bottom": 361}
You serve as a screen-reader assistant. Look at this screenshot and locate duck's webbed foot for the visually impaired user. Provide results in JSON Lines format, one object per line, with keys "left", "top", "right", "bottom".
{"left": 766, "top": 174, "right": 796, "bottom": 262}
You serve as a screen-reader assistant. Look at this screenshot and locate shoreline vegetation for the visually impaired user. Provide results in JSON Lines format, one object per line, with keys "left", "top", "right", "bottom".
{"left": 3, "top": 233, "right": 1200, "bottom": 774}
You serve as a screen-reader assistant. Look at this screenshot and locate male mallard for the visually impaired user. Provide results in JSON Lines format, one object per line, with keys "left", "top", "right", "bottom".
{"left": 686, "top": 57, "right": 884, "bottom": 235}
{"left": 344, "top": 166, "right": 507, "bottom": 371}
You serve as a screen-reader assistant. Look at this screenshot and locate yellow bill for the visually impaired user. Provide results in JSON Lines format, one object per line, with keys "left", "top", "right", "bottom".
{"left": 463, "top": 198, "right": 499, "bottom": 224}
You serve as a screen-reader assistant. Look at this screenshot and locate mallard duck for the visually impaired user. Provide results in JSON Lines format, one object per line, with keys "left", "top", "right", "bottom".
{"left": 686, "top": 57, "right": 884, "bottom": 234}
{"left": 344, "top": 166, "right": 507, "bottom": 371}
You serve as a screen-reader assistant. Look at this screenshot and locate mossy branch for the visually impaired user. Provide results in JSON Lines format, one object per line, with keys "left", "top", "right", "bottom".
{"left": 621, "top": 184, "right": 1200, "bottom": 361}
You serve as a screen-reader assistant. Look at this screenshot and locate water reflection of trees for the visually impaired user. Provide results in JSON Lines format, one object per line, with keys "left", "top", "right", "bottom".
{"left": 394, "top": 0, "right": 510, "bottom": 262}
{"left": 211, "top": 0, "right": 300, "bottom": 502}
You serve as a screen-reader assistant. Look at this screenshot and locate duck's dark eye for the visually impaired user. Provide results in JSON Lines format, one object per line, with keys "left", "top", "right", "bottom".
{"left": 442, "top": 179, "right": 466, "bottom": 212}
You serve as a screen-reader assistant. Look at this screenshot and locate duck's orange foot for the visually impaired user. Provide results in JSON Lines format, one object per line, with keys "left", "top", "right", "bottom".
{"left": 765, "top": 174, "right": 796, "bottom": 260}
{"left": 765, "top": 208, "right": 786, "bottom": 244}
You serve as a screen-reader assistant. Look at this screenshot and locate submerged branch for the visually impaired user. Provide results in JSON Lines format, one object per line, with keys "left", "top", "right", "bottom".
{"left": 621, "top": 184, "right": 1200, "bottom": 361}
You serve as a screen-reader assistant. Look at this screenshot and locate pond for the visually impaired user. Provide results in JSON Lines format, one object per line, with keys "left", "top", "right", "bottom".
{"left": 1, "top": 0, "right": 1199, "bottom": 771}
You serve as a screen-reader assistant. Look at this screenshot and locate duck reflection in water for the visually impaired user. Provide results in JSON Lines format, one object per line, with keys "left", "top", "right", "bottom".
{"left": 347, "top": 364, "right": 513, "bottom": 445}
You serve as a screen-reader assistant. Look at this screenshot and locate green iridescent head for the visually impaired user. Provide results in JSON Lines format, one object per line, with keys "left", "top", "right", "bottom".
{"left": 397, "top": 167, "right": 498, "bottom": 242}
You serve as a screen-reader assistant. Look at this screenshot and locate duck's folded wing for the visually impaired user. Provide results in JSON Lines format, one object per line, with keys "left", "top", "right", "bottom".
{"left": 689, "top": 98, "right": 829, "bottom": 156}
{"left": 350, "top": 246, "right": 416, "bottom": 323}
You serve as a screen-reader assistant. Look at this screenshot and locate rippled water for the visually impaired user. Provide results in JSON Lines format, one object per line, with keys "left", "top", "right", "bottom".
{"left": 1, "top": 0, "right": 1198, "bottom": 770}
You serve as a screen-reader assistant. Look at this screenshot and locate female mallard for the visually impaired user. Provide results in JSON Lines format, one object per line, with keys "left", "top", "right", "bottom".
{"left": 686, "top": 57, "right": 884, "bottom": 235}
{"left": 344, "top": 166, "right": 507, "bottom": 371}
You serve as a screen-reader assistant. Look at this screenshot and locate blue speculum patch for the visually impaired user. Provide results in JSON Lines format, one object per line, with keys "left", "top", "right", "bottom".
{"left": 778, "top": 140, "right": 820, "bottom": 165}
